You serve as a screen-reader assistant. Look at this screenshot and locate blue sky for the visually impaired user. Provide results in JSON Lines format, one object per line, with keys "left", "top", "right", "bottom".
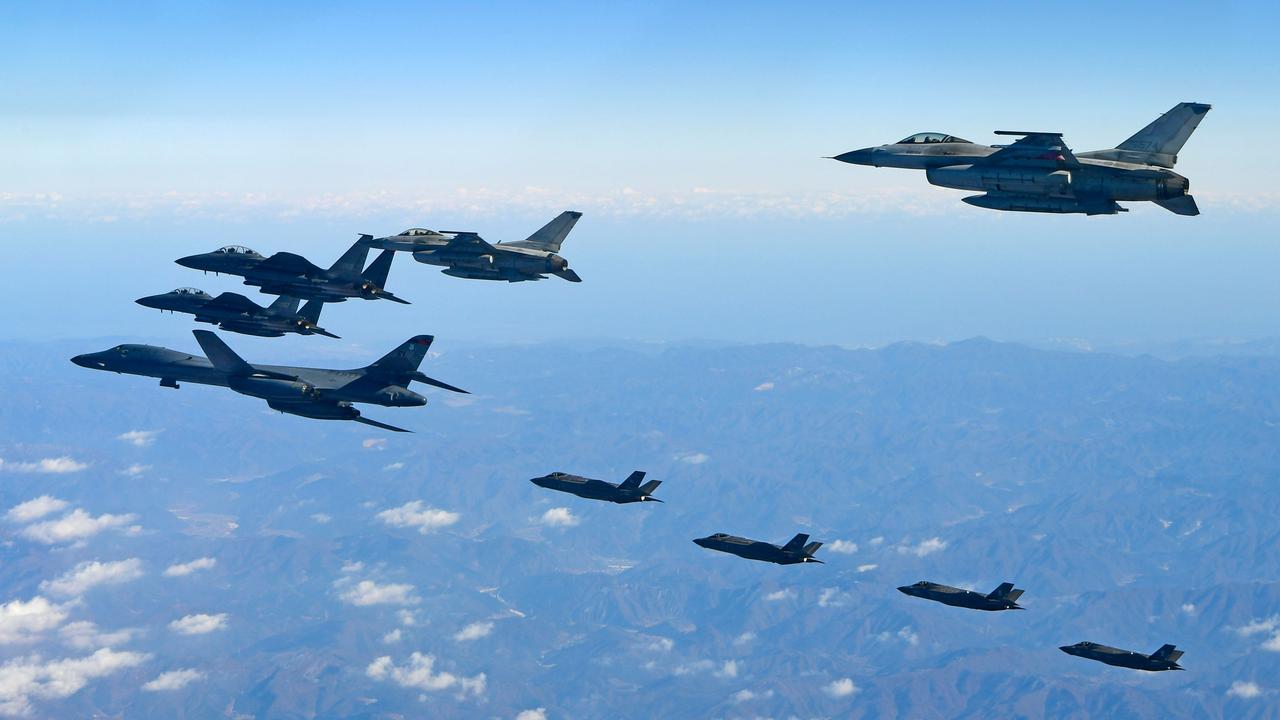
{"left": 2, "top": 1, "right": 1278, "bottom": 346}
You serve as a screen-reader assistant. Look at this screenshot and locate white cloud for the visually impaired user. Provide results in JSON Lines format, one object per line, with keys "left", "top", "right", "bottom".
{"left": 376, "top": 501, "right": 460, "bottom": 535}
{"left": 1262, "top": 634, "right": 1280, "bottom": 652}
{"left": 733, "top": 632, "right": 756, "bottom": 647}
{"left": 539, "top": 507, "right": 579, "bottom": 528}
{"left": 341, "top": 561, "right": 364, "bottom": 574}
{"left": 163, "top": 557, "right": 216, "bottom": 578}
{"left": 868, "top": 536, "right": 884, "bottom": 546}
{"left": 897, "top": 626, "right": 920, "bottom": 645}
{"left": 856, "top": 563, "right": 878, "bottom": 573}
{"left": 515, "top": 709, "right": 547, "bottom": 720}
{"left": 1227, "top": 681, "right": 1263, "bottom": 699}
{"left": 6, "top": 497, "right": 68, "bottom": 523}
{"left": 120, "top": 463, "right": 150, "bottom": 477}
{"left": 310, "top": 513, "right": 331, "bottom": 524}
{"left": 897, "top": 537, "right": 947, "bottom": 557}
{"left": 715, "top": 660, "right": 739, "bottom": 679}
{"left": 168, "top": 613, "right": 228, "bottom": 635}
{"left": 383, "top": 629, "right": 402, "bottom": 644}
{"left": 20, "top": 509, "right": 139, "bottom": 545}
{"left": 764, "top": 589, "right": 794, "bottom": 602}
{"left": 827, "top": 540, "right": 857, "bottom": 554}
{"left": 753, "top": 382, "right": 774, "bottom": 392}
{"left": 397, "top": 609, "right": 419, "bottom": 627}
{"left": 676, "top": 452, "right": 709, "bottom": 465}
{"left": 1181, "top": 603, "right": 1196, "bottom": 615}
{"left": 453, "top": 622, "right": 494, "bottom": 642}
{"left": 639, "top": 636, "right": 674, "bottom": 653}
{"left": 337, "top": 580, "right": 420, "bottom": 607}
{"left": 824, "top": 677, "right": 859, "bottom": 698}
{"left": 142, "top": 668, "right": 204, "bottom": 692}
{"left": 41, "top": 559, "right": 144, "bottom": 596}
{"left": 818, "top": 587, "right": 851, "bottom": 608}
{"left": 117, "top": 430, "right": 159, "bottom": 447}
{"left": 0, "top": 597, "right": 70, "bottom": 645}
{"left": 1236, "top": 616, "right": 1280, "bottom": 637}
{"left": 732, "top": 688, "right": 773, "bottom": 703}
{"left": 0, "top": 456, "right": 89, "bottom": 474}
{"left": 366, "top": 653, "right": 486, "bottom": 698}
{"left": 0, "top": 648, "right": 149, "bottom": 716}
{"left": 58, "top": 621, "right": 138, "bottom": 651}
{"left": 383, "top": 462, "right": 405, "bottom": 471}
{"left": 362, "top": 439, "right": 386, "bottom": 450}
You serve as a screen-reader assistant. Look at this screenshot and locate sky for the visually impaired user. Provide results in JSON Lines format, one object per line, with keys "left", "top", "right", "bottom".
{"left": 2, "top": 0, "right": 1278, "bottom": 348}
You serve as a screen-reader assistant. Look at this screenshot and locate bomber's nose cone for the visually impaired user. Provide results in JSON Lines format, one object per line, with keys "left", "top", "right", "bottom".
{"left": 831, "top": 148, "right": 877, "bottom": 165}
{"left": 70, "top": 354, "right": 94, "bottom": 368}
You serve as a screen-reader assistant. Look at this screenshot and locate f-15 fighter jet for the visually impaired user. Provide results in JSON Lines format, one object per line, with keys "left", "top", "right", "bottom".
{"left": 529, "top": 470, "right": 663, "bottom": 504}
{"left": 71, "top": 331, "right": 465, "bottom": 432}
{"left": 176, "top": 239, "right": 408, "bottom": 303}
{"left": 693, "top": 532, "right": 824, "bottom": 565}
{"left": 832, "top": 102, "right": 1210, "bottom": 215}
{"left": 1060, "top": 641, "right": 1185, "bottom": 671}
{"left": 135, "top": 287, "right": 338, "bottom": 338}
{"left": 367, "top": 211, "right": 583, "bottom": 282}
{"left": 898, "top": 580, "right": 1024, "bottom": 611}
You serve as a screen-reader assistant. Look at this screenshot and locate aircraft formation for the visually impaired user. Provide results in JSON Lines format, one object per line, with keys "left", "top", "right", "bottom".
{"left": 72, "top": 102, "right": 1206, "bottom": 679}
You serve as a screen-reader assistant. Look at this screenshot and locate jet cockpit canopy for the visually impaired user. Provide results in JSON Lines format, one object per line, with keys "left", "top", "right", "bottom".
{"left": 215, "top": 245, "right": 262, "bottom": 257}
{"left": 172, "top": 287, "right": 211, "bottom": 297}
{"left": 896, "top": 132, "right": 971, "bottom": 145}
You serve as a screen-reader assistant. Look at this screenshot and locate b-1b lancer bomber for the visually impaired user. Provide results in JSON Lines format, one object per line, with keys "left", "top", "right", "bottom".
{"left": 176, "top": 239, "right": 408, "bottom": 303}
{"left": 832, "top": 102, "right": 1210, "bottom": 216}
{"left": 694, "top": 532, "right": 824, "bottom": 565}
{"left": 530, "top": 470, "right": 663, "bottom": 504}
{"left": 1059, "top": 642, "right": 1185, "bottom": 672}
{"left": 136, "top": 288, "right": 338, "bottom": 338}
{"left": 367, "top": 211, "right": 583, "bottom": 282}
{"left": 71, "top": 331, "right": 466, "bottom": 432}
{"left": 898, "top": 580, "right": 1024, "bottom": 611}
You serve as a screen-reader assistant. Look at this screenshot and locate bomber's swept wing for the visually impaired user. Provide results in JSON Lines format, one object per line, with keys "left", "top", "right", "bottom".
{"left": 192, "top": 330, "right": 296, "bottom": 380}
{"left": 202, "top": 292, "right": 265, "bottom": 315}
{"left": 979, "top": 132, "right": 1080, "bottom": 169}
{"left": 256, "top": 252, "right": 326, "bottom": 279}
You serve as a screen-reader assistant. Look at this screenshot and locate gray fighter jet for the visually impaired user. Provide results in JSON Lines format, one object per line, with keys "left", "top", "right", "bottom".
{"left": 366, "top": 211, "right": 583, "bottom": 282}
{"left": 832, "top": 102, "right": 1210, "bottom": 215}
{"left": 71, "top": 331, "right": 466, "bottom": 432}
{"left": 529, "top": 470, "right": 662, "bottom": 504}
{"left": 135, "top": 287, "right": 338, "bottom": 338}
{"left": 176, "top": 239, "right": 408, "bottom": 303}
{"left": 693, "top": 532, "right": 824, "bottom": 565}
{"left": 898, "top": 581, "right": 1024, "bottom": 611}
{"left": 1060, "top": 642, "right": 1185, "bottom": 672}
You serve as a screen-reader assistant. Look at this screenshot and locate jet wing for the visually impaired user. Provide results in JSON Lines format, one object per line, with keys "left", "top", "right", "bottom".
{"left": 202, "top": 292, "right": 264, "bottom": 316}
{"left": 255, "top": 252, "right": 325, "bottom": 279}
{"left": 978, "top": 132, "right": 1080, "bottom": 169}
{"left": 439, "top": 232, "right": 500, "bottom": 256}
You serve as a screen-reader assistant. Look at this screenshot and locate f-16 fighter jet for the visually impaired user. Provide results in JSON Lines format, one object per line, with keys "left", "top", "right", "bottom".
{"left": 693, "top": 532, "right": 824, "bottom": 565}
{"left": 529, "top": 470, "right": 663, "bottom": 504}
{"left": 71, "top": 331, "right": 465, "bottom": 432}
{"left": 366, "top": 211, "right": 583, "bottom": 282}
{"left": 832, "top": 102, "right": 1210, "bottom": 215}
{"left": 135, "top": 288, "right": 338, "bottom": 338}
{"left": 176, "top": 239, "right": 408, "bottom": 303}
{"left": 898, "top": 581, "right": 1024, "bottom": 611}
{"left": 1060, "top": 642, "right": 1185, "bottom": 671}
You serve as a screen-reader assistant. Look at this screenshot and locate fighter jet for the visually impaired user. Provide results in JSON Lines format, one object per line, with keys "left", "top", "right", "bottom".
{"left": 366, "top": 211, "right": 583, "bottom": 282}
{"left": 135, "top": 287, "right": 338, "bottom": 339}
{"left": 693, "top": 532, "right": 824, "bottom": 565}
{"left": 176, "top": 239, "right": 409, "bottom": 303}
{"left": 530, "top": 470, "right": 663, "bottom": 504}
{"left": 898, "top": 581, "right": 1024, "bottom": 611}
{"left": 1060, "top": 642, "right": 1185, "bottom": 672}
{"left": 832, "top": 102, "right": 1210, "bottom": 216}
{"left": 71, "top": 331, "right": 466, "bottom": 432}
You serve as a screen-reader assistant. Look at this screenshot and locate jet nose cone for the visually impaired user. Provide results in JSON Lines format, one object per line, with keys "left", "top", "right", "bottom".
{"left": 831, "top": 148, "right": 878, "bottom": 166}
{"left": 1059, "top": 645, "right": 1075, "bottom": 654}
{"left": 529, "top": 476, "right": 550, "bottom": 487}
{"left": 897, "top": 586, "right": 912, "bottom": 594}
{"left": 175, "top": 254, "right": 207, "bottom": 269}
{"left": 135, "top": 295, "right": 164, "bottom": 309}
{"left": 692, "top": 537, "right": 711, "bottom": 548}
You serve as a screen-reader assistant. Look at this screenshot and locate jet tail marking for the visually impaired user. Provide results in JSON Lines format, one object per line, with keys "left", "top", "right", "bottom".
{"left": 367, "top": 335, "right": 434, "bottom": 376}
{"left": 1116, "top": 102, "right": 1211, "bottom": 166}
{"left": 618, "top": 470, "right": 646, "bottom": 491}
{"left": 506, "top": 211, "right": 582, "bottom": 253}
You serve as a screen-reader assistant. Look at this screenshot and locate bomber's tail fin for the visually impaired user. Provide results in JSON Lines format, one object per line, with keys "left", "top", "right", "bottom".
{"left": 638, "top": 479, "right": 662, "bottom": 496}
{"left": 298, "top": 299, "right": 325, "bottom": 325}
{"left": 510, "top": 211, "right": 582, "bottom": 253}
{"left": 367, "top": 335, "right": 434, "bottom": 375}
{"left": 265, "top": 295, "right": 301, "bottom": 317}
{"left": 782, "top": 533, "right": 810, "bottom": 553}
{"left": 1151, "top": 644, "right": 1184, "bottom": 663}
{"left": 330, "top": 236, "right": 374, "bottom": 276}
{"left": 1115, "top": 102, "right": 1211, "bottom": 167}
{"left": 618, "top": 471, "right": 646, "bottom": 491}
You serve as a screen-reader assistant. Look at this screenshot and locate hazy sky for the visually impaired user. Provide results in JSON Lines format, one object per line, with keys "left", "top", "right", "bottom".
{"left": 2, "top": 1, "right": 1278, "bottom": 348}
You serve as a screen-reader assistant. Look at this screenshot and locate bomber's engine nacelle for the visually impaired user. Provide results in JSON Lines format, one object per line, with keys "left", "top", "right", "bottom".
{"left": 267, "top": 400, "right": 359, "bottom": 420}
{"left": 926, "top": 165, "right": 1071, "bottom": 196}
{"left": 228, "top": 376, "right": 319, "bottom": 401}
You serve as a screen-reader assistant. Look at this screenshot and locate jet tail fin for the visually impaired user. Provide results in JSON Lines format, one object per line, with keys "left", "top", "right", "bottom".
{"left": 802, "top": 541, "right": 823, "bottom": 558}
{"left": 1154, "top": 195, "right": 1200, "bottom": 216}
{"left": 1151, "top": 644, "right": 1184, "bottom": 663}
{"left": 618, "top": 471, "right": 646, "bottom": 491}
{"left": 509, "top": 211, "right": 582, "bottom": 253}
{"left": 988, "top": 582, "right": 1020, "bottom": 599}
{"left": 298, "top": 299, "right": 324, "bottom": 325}
{"left": 781, "top": 533, "right": 810, "bottom": 553}
{"left": 330, "top": 237, "right": 374, "bottom": 275}
{"left": 1115, "top": 102, "right": 1211, "bottom": 167}
{"left": 193, "top": 329, "right": 256, "bottom": 376}
{"left": 265, "top": 295, "right": 301, "bottom": 317}
{"left": 638, "top": 479, "right": 662, "bottom": 496}
{"left": 362, "top": 249, "right": 397, "bottom": 287}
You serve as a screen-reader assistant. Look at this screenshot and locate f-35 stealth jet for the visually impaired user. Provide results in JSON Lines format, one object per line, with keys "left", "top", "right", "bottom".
{"left": 898, "top": 581, "right": 1024, "bottom": 611}
{"left": 832, "top": 102, "right": 1210, "bottom": 215}
{"left": 1060, "top": 642, "right": 1185, "bottom": 671}
{"left": 176, "top": 239, "right": 408, "bottom": 303}
{"left": 530, "top": 470, "right": 663, "bottom": 504}
{"left": 71, "top": 331, "right": 466, "bottom": 432}
{"left": 693, "top": 532, "right": 824, "bottom": 565}
{"left": 135, "top": 287, "right": 338, "bottom": 338}
{"left": 366, "top": 211, "right": 583, "bottom": 282}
